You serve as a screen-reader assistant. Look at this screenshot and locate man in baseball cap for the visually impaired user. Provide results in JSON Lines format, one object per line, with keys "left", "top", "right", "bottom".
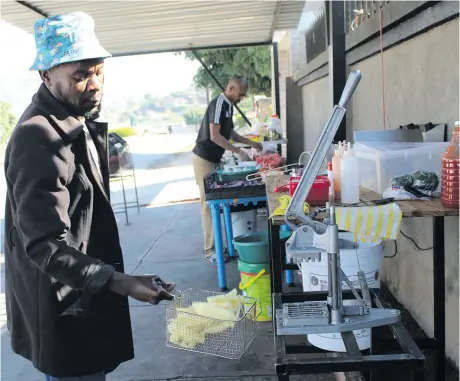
{"left": 4, "top": 12, "right": 175, "bottom": 381}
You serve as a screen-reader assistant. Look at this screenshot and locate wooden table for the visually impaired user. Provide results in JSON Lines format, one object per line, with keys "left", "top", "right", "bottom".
{"left": 264, "top": 174, "right": 459, "bottom": 381}
{"left": 265, "top": 174, "right": 459, "bottom": 221}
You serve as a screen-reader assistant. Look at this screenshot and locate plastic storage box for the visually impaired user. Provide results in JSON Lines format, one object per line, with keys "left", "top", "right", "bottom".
{"left": 288, "top": 175, "right": 330, "bottom": 206}
{"left": 353, "top": 142, "right": 448, "bottom": 194}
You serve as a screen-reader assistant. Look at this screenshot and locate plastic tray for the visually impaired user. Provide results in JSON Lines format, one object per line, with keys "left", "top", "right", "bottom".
{"left": 204, "top": 172, "right": 266, "bottom": 201}
{"left": 216, "top": 167, "right": 259, "bottom": 183}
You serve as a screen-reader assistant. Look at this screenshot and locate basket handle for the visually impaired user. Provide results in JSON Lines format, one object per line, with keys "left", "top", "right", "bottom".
{"left": 239, "top": 269, "right": 266, "bottom": 290}
{"left": 244, "top": 296, "right": 263, "bottom": 321}
{"left": 170, "top": 288, "right": 190, "bottom": 302}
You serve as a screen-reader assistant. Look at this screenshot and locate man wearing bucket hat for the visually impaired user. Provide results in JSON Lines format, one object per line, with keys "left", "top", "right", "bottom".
{"left": 4, "top": 12, "right": 175, "bottom": 381}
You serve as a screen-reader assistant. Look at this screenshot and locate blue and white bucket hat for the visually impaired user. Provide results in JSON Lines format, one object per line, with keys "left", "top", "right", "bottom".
{"left": 30, "top": 11, "right": 111, "bottom": 71}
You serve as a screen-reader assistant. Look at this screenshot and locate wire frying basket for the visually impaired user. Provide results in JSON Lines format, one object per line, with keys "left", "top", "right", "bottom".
{"left": 165, "top": 289, "right": 259, "bottom": 359}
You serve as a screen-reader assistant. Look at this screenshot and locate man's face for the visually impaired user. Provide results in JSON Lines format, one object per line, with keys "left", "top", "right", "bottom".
{"left": 40, "top": 58, "right": 105, "bottom": 120}
{"left": 228, "top": 83, "right": 248, "bottom": 104}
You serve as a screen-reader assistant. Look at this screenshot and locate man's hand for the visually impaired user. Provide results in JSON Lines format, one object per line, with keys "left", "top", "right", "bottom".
{"left": 108, "top": 272, "right": 175, "bottom": 305}
{"left": 252, "top": 142, "right": 263, "bottom": 151}
{"left": 128, "top": 275, "right": 176, "bottom": 305}
{"left": 236, "top": 148, "right": 250, "bottom": 161}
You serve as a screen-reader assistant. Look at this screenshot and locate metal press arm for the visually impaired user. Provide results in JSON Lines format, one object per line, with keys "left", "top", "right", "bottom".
{"left": 279, "top": 69, "right": 402, "bottom": 337}
{"left": 284, "top": 70, "right": 362, "bottom": 232}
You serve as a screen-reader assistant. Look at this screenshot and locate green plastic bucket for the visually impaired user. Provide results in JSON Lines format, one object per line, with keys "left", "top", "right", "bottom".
{"left": 237, "top": 261, "right": 271, "bottom": 274}
{"left": 233, "top": 230, "right": 291, "bottom": 264}
{"left": 238, "top": 261, "right": 272, "bottom": 322}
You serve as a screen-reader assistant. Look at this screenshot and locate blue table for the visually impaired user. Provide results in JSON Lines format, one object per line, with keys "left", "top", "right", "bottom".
{"left": 208, "top": 196, "right": 293, "bottom": 290}
{"left": 208, "top": 196, "right": 266, "bottom": 291}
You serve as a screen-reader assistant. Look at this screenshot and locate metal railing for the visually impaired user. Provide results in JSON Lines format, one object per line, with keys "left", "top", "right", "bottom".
{"left": 345, "top": 1, "right": 390, "bottom": 33}
{"left": 305, "top": 5, "right": 328, "bottom": 64}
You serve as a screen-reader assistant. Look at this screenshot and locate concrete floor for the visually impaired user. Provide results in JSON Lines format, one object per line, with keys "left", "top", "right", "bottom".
{"left": 0, "top": 202, "right": 333, "bottom": 381}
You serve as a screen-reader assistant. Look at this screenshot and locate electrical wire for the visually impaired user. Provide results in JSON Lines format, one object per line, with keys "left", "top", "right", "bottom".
{"left": 384, "top": 240, "right": 398, "bottom": 258}
{"left": 400, "top": 230, "right": 433, "bottom": 251}
{"left": 384, "top": 229, "right": 433, "bottom": 260}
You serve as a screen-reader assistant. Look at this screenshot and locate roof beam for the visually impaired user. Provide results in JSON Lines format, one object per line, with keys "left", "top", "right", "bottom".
{"left": 111, "top": 41, "right": 272, "bottom": 58}
{"left": 269, "top": 1, "right": 283, "bottom": 39}
{"left": 15, "top": 0, "right": 48, "bottom": 17}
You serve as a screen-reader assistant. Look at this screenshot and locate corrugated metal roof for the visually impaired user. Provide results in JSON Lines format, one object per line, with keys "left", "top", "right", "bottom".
{"left": 1, "top": 0, "right": 305, "bottom": 55}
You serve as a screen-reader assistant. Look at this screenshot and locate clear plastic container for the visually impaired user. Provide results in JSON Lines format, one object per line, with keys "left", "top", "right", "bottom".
{"left": 441, "top": 124, "right": 459, "bottom": 208}
{"left": 353, "top": 142, "right": 449, "bottom": 194}
{"left": 332, "top": 143, "right": 343, "bottom": 199}
{"left": 340, "top": 149, "right": 360, "bottom": 204}
{"left": 267, "top": 115, "right": 282, "bottom": 140}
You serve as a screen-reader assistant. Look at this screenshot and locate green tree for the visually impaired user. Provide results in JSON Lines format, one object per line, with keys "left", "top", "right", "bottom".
{"left": 180, "top": 47, "right": 271, "bottom": 97}
{"left": 183, "top": 106, "right": 206, "bottom": 130}
{"left": 1, "top": 100, "right": 17, "bottom": 144}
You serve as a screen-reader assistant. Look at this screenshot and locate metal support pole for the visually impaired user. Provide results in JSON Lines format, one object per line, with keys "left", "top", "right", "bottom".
{"left": 272, "top": 41, "right": 282, "bottom": 155}
{"left": 328, "top": 205, "right": 342, "bottom": 325}
{"left": 120, "top": 174, "right": 130, "bottom": 225}
{"left": 327, "top": 0, "right": 347, "bottom": 143}
{"left": 433, "top": 216, "right": 445, "bottom": 381}
{"left": 272, "top": 42, "right": 281, "bottom": 119}
{"left": 16, "top": 0, "right": 48, "bottom": 17}
{"left": 190, "top": 49, "right": 252, "bottom": 127}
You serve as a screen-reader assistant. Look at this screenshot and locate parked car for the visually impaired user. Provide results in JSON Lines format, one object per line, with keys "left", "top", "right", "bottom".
{"left": 108, "top": 132, "right": 134, "bottom": 176}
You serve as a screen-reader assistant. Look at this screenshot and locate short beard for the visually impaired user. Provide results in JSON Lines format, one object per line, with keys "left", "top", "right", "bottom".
{"left": 84, "top": 103, "right": 102, "bottom": 121}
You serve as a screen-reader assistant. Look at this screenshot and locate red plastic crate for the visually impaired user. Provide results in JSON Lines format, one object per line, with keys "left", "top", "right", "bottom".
{"left": 288, "top": 175, "right": 330, "bottom": 206}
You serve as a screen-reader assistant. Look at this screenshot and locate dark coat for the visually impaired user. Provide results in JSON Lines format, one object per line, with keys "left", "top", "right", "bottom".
{"left": 3, "top": 84, "right": 134, "bottom": 378}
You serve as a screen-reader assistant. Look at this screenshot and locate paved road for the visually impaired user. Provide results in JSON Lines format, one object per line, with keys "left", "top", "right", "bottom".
{"left": 0, "top": 130, "right": 198, "bottom": 245}
{"left": 110, "top": 131, "right": 198, "bottom": 208}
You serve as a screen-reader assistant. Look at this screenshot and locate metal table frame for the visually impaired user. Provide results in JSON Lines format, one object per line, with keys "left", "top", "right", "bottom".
{"left": 208, "top": 196, "right": 267, "bottom": 291}
{"left": 272, "top": 290, "right": 425, "bottom": 380}
{"left": 268, "top": 216, "right": 448, "bottom": 380}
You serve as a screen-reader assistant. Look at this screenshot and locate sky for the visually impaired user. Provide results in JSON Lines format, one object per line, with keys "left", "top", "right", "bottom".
{"left": 0, "top": 20, "right": 201, "bottom": 116}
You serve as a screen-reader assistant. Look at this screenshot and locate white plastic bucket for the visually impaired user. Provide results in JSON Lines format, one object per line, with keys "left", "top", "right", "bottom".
{"left": 300, "top": 232, "right": 383, "bottom": 352}
{"left": 221, "top": 210, "right": 257, "bottom": 248}
{"left": 232, "top": 210, "right": 257, "bottom": 237}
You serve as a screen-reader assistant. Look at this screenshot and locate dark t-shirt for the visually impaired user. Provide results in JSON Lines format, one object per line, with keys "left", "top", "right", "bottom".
{"left": 192, "top": 93, "right": 234, "bottom": 163}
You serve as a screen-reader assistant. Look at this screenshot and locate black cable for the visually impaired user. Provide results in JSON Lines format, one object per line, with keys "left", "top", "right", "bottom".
{"left": 384, "top": 240, "right": 398, "bottom": 258}
{"left": 384, "top": 230, "right": 432, "bottom": 259}
{"left": 400, "top": 230, "right": 433, "bottom": 251}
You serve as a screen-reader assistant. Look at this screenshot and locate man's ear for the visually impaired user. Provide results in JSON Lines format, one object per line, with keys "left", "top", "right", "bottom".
{"left": 39, "top": 70, "right": 52, "bottom": 86}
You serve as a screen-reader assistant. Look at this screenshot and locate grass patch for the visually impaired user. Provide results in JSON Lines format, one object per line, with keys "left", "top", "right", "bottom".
{"left": 108, "top": 126, "right": 137, "bottom": 138}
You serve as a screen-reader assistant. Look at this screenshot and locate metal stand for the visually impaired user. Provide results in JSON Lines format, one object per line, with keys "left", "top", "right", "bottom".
{"left": 269, "top": 218, "right": 427, "bottom": 380}
{"left": 268, "top": 70, "right": 427, "bottom": 380}
{"left": 273, "top": 291, "right": 425, "bottom": 380}
{"left": 109, "top": 139, "right": 140, "bottom": 225}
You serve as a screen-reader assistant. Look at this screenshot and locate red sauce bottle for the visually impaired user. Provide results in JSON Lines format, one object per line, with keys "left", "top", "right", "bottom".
{"left": 441, "top": 123, "right": 460, "bottom": 208}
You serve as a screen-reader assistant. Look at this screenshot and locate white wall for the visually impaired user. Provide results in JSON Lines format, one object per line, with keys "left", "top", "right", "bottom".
{"left": 349, "top": 19, "right": 459, "bottom": 366}
{"left": 350, "top": 19, "right": 459, "bottom": 136}
{"left": 301, "top": 76, "right": 330, "bottom": 151}
{"left": 291, "top": 18, "right": 460, "bottom": 365}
